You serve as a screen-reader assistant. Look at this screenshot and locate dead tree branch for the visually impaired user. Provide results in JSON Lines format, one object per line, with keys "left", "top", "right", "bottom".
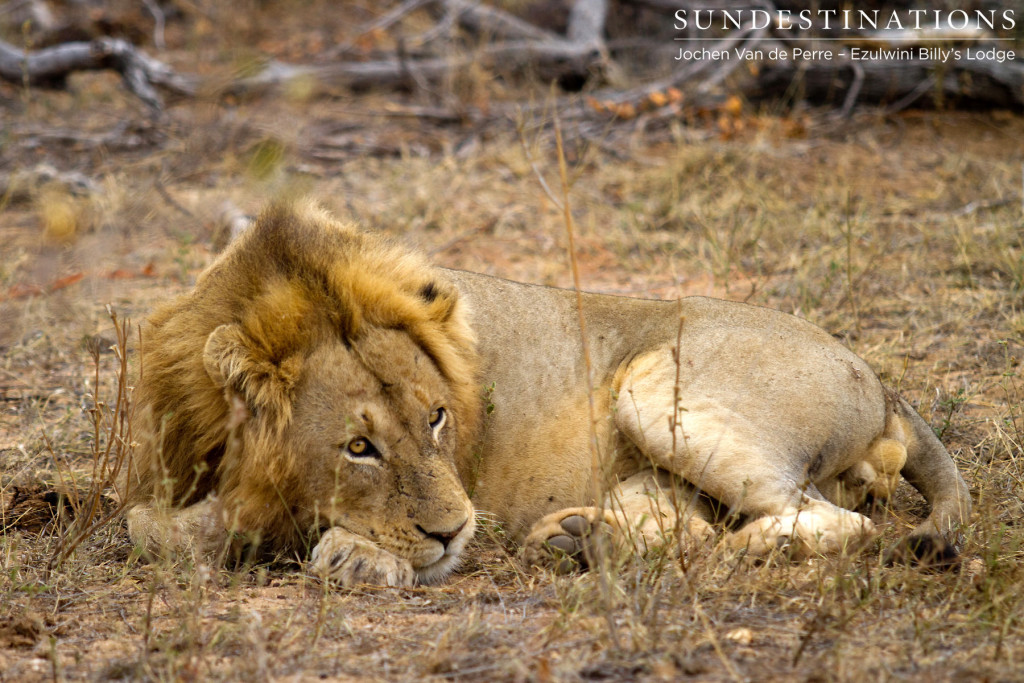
{"left": 444, "top": 0, "right": 560, "bottom": 42}
{"left": 750, "top": 57, "right": 1024, "bottom": 110}
{"left": 228, "top": 0, "right": 614, "bottom": 97}
{"left": 0, "top": 36, "right": 195, "bottom": 110}
{"left": 567, "top": 0, "right": 608, "bottom": 46}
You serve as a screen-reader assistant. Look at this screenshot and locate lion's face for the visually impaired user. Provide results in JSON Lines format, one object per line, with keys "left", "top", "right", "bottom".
{"left": 287, "top": 329, "right": 475, "bottom": 581}
{"left": 210, "top": 323, "right": 475, "bottom": 584}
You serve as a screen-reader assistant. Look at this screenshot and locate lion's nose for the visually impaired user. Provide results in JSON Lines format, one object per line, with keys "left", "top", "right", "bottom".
{"left": 417, "top": 519, "right": 468, "bottom": 550}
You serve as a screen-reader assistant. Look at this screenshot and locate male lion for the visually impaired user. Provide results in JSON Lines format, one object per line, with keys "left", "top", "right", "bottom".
{"left": 124, "top": 200, "right": 971, "bottom": 585}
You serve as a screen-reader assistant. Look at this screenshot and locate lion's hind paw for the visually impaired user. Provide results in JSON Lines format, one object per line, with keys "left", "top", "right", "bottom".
{"left": 724, "top": 504, "right": 876, "bottom": 560}
{"left": 885, "top": 533, "right": 961, "bottom": 571}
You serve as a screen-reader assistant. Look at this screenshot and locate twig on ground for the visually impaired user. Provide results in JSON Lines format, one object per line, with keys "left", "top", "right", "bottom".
{"left": 840, "top": 61, "right": 865, "bottom": 118}
{"left": 141, "top": 0, "right": 166, "bottom": 52}
{"left": 46, "top": 307, "right": 135, "bottom": 573}
{"left": 327, "top": 0, "right": 436, "bottom": 58}
{"left": 953, "top": 196, "right": 1017, "bottom": 217}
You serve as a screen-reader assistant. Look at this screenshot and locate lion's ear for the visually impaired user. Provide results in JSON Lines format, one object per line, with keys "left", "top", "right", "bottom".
{"left": 418, "top": 279, "right": 459, "bottom": 323}
{"left": 203, "top": 324, "right": 250, "bottom": 391}
{"left": 203, "top": 324, "right": 302, "bottom": 422}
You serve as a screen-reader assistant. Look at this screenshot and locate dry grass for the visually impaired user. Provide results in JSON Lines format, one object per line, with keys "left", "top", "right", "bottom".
{"left": 2, "top": 6, "right": 1024, "bottom": 680}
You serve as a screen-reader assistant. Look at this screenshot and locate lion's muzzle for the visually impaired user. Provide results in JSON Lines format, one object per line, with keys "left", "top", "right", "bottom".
{"left": 414, "top": 510, "right": 476, "bottom": 584}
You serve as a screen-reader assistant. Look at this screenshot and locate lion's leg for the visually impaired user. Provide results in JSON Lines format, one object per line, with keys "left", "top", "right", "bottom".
{"left": 521, "top": 469, "right": 715, "bottom": 571}
{"left": 614, "top": 349, "right": 875, "bottom": 558}
{"left": 126, "top": 497, "right": 230, "bottom": 562}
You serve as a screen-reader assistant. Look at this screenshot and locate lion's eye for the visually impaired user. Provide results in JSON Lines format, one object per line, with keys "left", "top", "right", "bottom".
{"left": 345, "top": 438, "right": 379, "bottom": 458}
{"left": 428, "top": 407, "right": 446, "bottom": 429}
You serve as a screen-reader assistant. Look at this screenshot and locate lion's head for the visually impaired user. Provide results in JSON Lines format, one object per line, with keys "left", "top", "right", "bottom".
{"left": 128, "top": 200, "right": 480, "bottom": 581}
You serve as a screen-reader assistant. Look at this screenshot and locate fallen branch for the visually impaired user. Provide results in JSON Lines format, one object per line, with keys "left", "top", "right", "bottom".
{"left": 227, "top": 41, "right": 607, "bottom": 96}
{"left": 444, "top": 0, "right": 560, "bottom": 42}
{"left": 750, "top": 56, "right": 1024, "bottom": 110}
{"left": 0, "top": 163, "right": 100, "bottom": 201}
{"left": 0, "top": 36, "right": 195, "bottom": 110}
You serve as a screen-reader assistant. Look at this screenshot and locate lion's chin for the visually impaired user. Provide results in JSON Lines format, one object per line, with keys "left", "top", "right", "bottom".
{"left": 413, "top": 517, "right": 475, "bottom": 584}
{"left": 414, "top": 551, "right": 463, "bottom": 585}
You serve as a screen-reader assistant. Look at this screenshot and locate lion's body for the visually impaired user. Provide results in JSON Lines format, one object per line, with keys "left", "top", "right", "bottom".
{"left": 125, "top": 202, "right": 971, "bottom": 585}
{"left": 452, "top": 271, "right": 880, "bottom": 538}
{"left": 451, "top": 271, "right": 967, "bottom": 559}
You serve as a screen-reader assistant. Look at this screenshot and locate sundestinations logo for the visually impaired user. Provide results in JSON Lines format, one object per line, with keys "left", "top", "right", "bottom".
{"left": 672, "top": 6, "right": 1018, "bottom": 64}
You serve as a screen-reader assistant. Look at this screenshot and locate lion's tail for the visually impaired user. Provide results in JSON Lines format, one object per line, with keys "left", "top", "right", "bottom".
{"left": 891, "top": 393, "right": 972, "bottom": 564}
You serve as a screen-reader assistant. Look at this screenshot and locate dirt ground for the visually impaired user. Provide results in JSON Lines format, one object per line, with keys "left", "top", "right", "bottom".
{"left": 2, "top": 3, "right": 1024, "bottom": 681}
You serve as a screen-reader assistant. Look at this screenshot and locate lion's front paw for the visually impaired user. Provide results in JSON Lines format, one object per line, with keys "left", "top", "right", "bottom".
{"left": 310, "top": 527, "right": 416, "bottom": 587}
{"left": 522, "top": 507, "right": 617, "bottom": 573}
